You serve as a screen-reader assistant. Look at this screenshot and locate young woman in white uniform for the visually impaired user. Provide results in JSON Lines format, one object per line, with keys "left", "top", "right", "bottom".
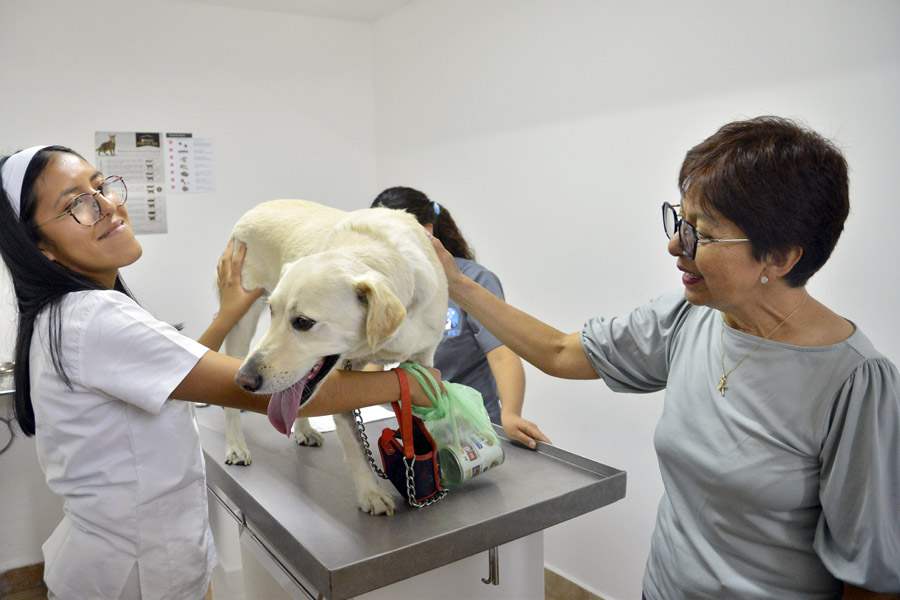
{"left": 0, "top": 146, "right": 438, "bottom": 600}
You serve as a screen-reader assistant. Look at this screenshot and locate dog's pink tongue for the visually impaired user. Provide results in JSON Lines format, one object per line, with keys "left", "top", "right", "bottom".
{"left": 268, "top": 383, "right": 304, "bottom": 436}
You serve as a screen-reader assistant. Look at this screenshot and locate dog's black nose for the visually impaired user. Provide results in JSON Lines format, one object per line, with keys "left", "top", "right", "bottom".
{"left": 235, "top": 369, "right": 262, "bottom": 392}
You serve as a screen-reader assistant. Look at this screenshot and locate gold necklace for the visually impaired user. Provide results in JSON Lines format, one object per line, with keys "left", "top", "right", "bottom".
{"left": 717, "top": 292, "right": 808, "bottom": 397}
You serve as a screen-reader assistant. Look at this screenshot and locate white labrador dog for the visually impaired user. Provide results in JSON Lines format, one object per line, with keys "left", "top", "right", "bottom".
{"left": 221, "top": 199, "right": 447, "bottom": 515}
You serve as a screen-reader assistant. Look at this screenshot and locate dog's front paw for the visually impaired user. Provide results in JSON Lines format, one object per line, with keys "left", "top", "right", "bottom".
{"left": 358, "top": 487, "right": 397, "bottom": 516}
{"left": 225, "top": 444, "right": 252, "bottom": 466}
{"left": 292, "top": 429, "right": 325, "bottom": 447}
{"left": 292, "top": 419, "right": 325, "bottom": 447}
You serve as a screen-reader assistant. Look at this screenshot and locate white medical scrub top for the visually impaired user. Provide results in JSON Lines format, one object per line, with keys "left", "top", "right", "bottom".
{"left": 30, "top": 290, "right": 217, "bottom": 600}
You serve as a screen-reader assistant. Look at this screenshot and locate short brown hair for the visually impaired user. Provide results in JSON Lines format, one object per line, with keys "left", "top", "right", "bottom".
{"left": 679, "top": 116, "right": 849, "bottom": 287}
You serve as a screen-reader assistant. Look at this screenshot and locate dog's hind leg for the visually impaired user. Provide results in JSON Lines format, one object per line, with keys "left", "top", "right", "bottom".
{"left": 223, "top": 298, "right": 265, "bottom": 466}
{"left": 333, "top": 411, "right": 396, "bottom": 516}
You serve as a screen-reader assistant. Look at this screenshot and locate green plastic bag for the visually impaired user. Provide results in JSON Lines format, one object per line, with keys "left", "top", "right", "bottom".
{"left": 398, "top": 363, "right": 505, "bottom": 487}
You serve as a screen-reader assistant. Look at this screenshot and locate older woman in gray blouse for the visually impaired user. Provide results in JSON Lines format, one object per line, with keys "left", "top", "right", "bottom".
{"left": 430, "top": 116, "right": 900, "bottom": 600}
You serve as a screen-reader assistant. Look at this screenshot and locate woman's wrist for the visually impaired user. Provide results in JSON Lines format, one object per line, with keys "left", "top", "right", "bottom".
{"left": 212, "top": 304, "right": 245, "bottom": 330}
{"left": 500, "top": 406, "right": 523, "bottom": 419}
{"left": 447, "top": 272, "right": 473, "bottom": 302}
{"left": 393, "top": 366, "right": 441, "bottom": 407}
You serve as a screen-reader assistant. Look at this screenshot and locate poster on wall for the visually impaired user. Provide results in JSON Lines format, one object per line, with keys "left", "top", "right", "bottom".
{"left": 165, "top": 133, "right": 215, "bottom": 193}
{"left": 93, "top": 131, "right": 167, "bottom": 235}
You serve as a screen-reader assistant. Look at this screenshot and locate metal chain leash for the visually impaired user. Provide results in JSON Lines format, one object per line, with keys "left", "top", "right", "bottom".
{"left": 353, "top": 408, "right": 388, "bottom": 480}
{"left": 404, "top": 457, "right": 448, "bottom": 508}
{"left": 349, "top": 359, "right": 447, "bottom": 508}
{"left": 345, "top": 358, "right": 388, "bottom": 480}
{"left": 354, "top": 408, "right": 447, "bottom": 507}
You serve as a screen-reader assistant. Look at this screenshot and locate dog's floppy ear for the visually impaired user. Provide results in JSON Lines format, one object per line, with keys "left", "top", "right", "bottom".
{"left": 356, "top": 276, "right": 407, "bottom": 352}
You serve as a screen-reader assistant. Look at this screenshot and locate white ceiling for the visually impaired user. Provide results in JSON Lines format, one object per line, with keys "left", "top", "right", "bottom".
{"left": 174, "top": 0, "right": 413, "bottom": 23}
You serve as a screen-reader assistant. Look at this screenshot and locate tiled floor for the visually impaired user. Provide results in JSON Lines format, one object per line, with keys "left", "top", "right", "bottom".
{"left": 0, "top": 564, "right": 47, "bottom": 599}
{"left": 545, "top": 568, "right": 606, "bottom": 600}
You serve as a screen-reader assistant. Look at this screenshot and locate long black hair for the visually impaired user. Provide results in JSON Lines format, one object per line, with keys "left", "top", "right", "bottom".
{"left": 371, "top": 186, "right": 475, "bottom": 260}
{"left": 0, "top": 146, "right": 134, "bottom": 436}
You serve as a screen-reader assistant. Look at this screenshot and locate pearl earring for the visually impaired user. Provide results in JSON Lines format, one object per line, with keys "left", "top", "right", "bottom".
{"left": 761, "top": 275, "right": 769, "bottom": 284}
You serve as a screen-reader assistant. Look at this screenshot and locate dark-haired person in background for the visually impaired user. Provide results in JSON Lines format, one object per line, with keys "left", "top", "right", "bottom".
{"left": 373, "top": 187, "right": 550, "bottom": 449}
{"left": 428, "top": 117, "right": 900, "bottom": 599}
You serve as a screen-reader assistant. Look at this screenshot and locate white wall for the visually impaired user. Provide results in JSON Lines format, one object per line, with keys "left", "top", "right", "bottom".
{"left": 0, "top": 0, "right": 377, "bottom": 571}
{"left": 2, "top": 1, "right": 899, "bottom": 598}
{"left": 372, "top": 2, "right": 900, "bottom": 599}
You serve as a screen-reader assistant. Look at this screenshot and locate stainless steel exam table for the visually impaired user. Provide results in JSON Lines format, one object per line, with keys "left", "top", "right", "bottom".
{"left": 196, "top": 406, "right": 626, "bottom": 599}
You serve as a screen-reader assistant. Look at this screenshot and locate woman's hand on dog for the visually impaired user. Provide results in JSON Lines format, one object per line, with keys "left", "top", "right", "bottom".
{"left": 199, "top": 242, "right": 266, "bottom": 352}
{"left": 429, "top": 236, "right": 465, "bottom": 293}
{"left": 217, "top": 241, "right": 265, "bottom": 324}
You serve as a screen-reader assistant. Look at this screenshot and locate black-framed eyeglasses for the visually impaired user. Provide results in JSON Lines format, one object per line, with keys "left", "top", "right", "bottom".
{"left": 662, "top": 202, "right": 749, "bottom": 260}
{"left": 36, "top": 176, "right": 127, "bottom": 229}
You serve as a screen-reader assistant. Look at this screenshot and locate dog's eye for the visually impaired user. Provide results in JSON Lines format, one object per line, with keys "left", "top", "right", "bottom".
{"left": 292, "top": 316, "right": 315, "bottom": 331}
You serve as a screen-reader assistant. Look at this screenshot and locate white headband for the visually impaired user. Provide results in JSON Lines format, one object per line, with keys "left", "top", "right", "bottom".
{"left": 1, "top": 145, "right": 50, "bottom": 218}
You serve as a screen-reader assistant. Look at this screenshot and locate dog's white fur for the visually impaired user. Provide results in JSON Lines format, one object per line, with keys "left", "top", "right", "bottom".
{"left": 220, "top": 199, "right": 447, "bottom": 515}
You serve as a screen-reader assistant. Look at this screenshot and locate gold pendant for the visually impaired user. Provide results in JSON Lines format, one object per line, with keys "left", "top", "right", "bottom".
{"left": 717, "top": 375, "right": 727, "bottom": 397}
